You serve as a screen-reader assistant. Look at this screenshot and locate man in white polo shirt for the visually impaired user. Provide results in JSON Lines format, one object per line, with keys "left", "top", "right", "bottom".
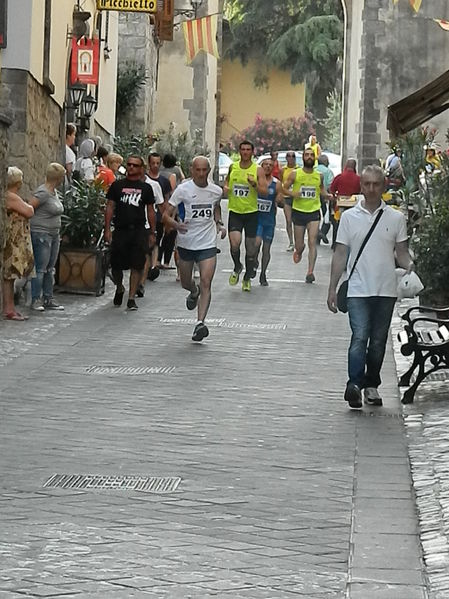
{"left": 327, "top": 164, "right": 414, "bottom": 409}
{"left": 163, "top": 156, "right": 225, "bottom": 342}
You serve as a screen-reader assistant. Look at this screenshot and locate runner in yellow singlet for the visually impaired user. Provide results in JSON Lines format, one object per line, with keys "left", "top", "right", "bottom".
{"left": 280, "top": 151, "right": 298, "bottom": 252}
{"left": 283, "top": 147, "right": 329, "bottom": 284}
{"left": 224, "top": 140, "right": 267, "bottom": 292}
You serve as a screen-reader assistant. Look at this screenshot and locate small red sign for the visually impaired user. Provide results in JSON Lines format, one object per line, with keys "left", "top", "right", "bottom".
{"left": 71, "top": 37, "right": 100, "bottom": 85}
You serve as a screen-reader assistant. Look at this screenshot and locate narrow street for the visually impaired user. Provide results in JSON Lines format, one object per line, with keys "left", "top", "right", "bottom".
{"left": 0, "top": 210, "right": 428, "bottom": 599}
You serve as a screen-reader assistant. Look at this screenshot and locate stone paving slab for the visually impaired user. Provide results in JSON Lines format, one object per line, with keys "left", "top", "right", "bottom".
{"left": 0, "top": 213, "right": 428, "bottom": 597}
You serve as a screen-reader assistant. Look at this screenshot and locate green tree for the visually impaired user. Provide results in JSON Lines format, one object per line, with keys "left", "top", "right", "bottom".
{"left": 225, "top": 0, "right": 343, "bottom": 139}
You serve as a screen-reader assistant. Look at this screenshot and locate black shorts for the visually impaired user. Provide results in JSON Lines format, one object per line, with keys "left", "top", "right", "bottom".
{"left": 111, "top": 228, "right": 147, "bottom": 271}
{"left": 177, "top": 246, "right": 217, "bottom": 263}
{"left": 228, "top": 211, "right": 258, "bottom": 237}
{"left": 292, "top": 209, "right": 321, "bottom": 227}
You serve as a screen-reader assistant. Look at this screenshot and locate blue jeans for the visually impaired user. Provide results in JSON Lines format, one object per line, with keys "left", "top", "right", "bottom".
{"left": 347, "top": 297, "right": 396, "bottom": 389}
{"left": 31, "top": 231, "right": 60, "bottom": 302}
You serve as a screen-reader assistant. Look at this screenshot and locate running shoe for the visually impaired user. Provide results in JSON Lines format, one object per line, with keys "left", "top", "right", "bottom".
{"left": 364, "top": 387, "right": 383, "bottom": 406}
{"left": 344, "top": 383, "right": 362, "bottom": 409}
{"left": 113, "top": 285, "right": 125, "bottom": 306}
{"left": 186, "top": 284, "right": 200, "bottom": 310}
{"left": 305, "top": 273, "right": 315, "bottom": 284}
{"left": 126, "top": 299, "right": 138, "bottom": 311}
{"left": 136, "top": 284, "right": 145, "bottom": 298}
{"left": 192, "top": 321, "right": 209, "bottom": 342}
{"left": 242, "top": 279, "right": 251, "bottom": 292}
{"left": 259, "top": 275, "right": 269, "bottom": 287}
{"left": 293, "top": 249, "right": 301, "bottom": 264}
{"left": 229, "top": 265, "right": 243, "bottom": 286}
{"left": 148, "top": 266, "right": 160, "bottom": 281}
{"left": 286, "top": 243, "right": 294, "bottom": 252}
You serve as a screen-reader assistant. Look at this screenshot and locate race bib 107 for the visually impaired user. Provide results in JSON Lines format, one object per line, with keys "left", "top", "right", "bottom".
{"left": 233, "top": 184, "right": 250, "bottom": 198}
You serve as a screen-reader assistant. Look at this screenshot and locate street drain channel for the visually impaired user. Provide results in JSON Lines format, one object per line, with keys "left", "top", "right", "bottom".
{"left": 43, "top": 474, "right": 181, "bottom": 494}
{"left": 85, "top": 365, "right": 175, "bottom": 375}
{"left": 160, "top": 317, "right": 287, "bottom": 330}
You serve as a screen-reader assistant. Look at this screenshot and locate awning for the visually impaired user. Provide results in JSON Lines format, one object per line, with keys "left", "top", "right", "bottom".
{"left": 387, "top": 69, "right": 449, "bottom": 137}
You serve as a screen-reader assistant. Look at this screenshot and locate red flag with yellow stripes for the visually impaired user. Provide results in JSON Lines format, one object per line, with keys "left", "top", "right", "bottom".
{"left": 183, "top": 15, "right": 220, "bottom": 64}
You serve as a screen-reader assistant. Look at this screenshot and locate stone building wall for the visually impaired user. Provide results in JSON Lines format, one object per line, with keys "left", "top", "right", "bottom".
{"left": 0, "top": 69, "right": 62, "bottom": 197}
{"left": 343, "top": 0, "right": 449, "bottom": 168}
{"left": 0, "top": 114, "right": 11, "bottom": 300}
{"left": 117, "top": 12, "right": 158, "bottom": 136}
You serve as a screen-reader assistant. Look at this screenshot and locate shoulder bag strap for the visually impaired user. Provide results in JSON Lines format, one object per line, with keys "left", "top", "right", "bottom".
{"left": 347, "top": 209, "right": 384, "bottom": 281}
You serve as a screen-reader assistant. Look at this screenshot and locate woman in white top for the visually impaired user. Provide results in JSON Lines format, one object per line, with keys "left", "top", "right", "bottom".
{"left": 65, "top": 123, "right": 77, "bottom": 184}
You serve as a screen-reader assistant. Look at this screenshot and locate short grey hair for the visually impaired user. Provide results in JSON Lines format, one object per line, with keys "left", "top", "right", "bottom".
{"left": 361, "top": 164, "right": 385, "bottom": 182}
{"left": 46, "top": 162, "right": 66, "bottom": 183}
{"left": 7, "top": 166, "right": 23, "bottom": 188}
{"left": 192, "top": 155, "right": 211, "bottom": 170}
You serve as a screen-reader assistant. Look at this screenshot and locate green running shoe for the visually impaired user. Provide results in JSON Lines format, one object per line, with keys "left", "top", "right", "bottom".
{"left": 229, "top": 266, "right": 242, "bottom": 286}
{"left": 242, "top": 279, "right": 251, "bottom": 292}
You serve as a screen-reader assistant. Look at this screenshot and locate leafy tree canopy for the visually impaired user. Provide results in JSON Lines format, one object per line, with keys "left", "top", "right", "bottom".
{"left": 225, "top": 0, "right": 344, "bottom": 136}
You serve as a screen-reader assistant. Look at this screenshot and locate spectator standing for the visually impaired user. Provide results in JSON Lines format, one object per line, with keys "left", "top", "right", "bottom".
{"left": 29, "top": 163, "right": 66, "bottom": 312}
{"left": 327, "top": 165, "right": 413, "bottom": 409}
{"left": 2, "top": 167, "right": 34, "bottom": 321}
{"left": 65, "top": 123, "right": 77, "bottom": 185}
{"left": 73, "top": 139, "right": 96, "bottom": 183}
{"left": 96, "top": 152, "right": 123, "bottom": 192}
{"left": 270, "top": 150, "right": 281, "bottom": 179}
{"left": 305, "top": 134, "right": 322, "bottom": 163}
{"left": 329, "top": 159, "right": 361, "bottom": 247}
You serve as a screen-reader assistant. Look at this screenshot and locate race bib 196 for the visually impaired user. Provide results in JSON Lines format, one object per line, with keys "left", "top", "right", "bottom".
{"left": 257, "top": 199, "right": 272, "bottom": 213}
{"left": 233, "top": 184, "right": 250, "bottom": 198}
{"left": 300, "top": 186, "right": 317, "bottom": 199}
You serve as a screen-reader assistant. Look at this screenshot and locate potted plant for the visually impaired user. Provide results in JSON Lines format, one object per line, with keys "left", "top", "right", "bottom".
{"left": 412, "top": 144, "right": 449, "bottom": 310}
{"left": 57, "top": 180, "right": 107, "bottom": 295}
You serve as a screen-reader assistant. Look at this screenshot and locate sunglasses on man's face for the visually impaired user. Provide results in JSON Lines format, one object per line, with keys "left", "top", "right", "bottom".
{"left": 127, "top": 163, "right": 141, "bottom": 168}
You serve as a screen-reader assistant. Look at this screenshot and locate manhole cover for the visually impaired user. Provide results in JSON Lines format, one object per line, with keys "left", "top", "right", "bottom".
{"left": 85, "top": 365, "right": 175, "bottom": 375}
{"left": 43, "top": 474, "right": 181, "bottom": 493}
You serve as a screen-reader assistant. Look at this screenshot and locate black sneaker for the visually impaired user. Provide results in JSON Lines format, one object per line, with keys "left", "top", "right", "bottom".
{"left": 305, "top": 273, "right": 315, "bottom": 284}
{"left": 43, "top": 299, "right": 64, "bottom": 311}
{"left": 345, "top": 383, "right": 362, "bottom": 409}
{"left": 148, "top": 267, "right": 160, "bottom": 281}
{"left": 259, "top": 275, "right": 269, "bottom": 287}
{"left": 136, "top": 284, "right": 145, "bottom": 298}
{"left": 126, "top": 299, "right": 138, "bottom": 311}
{"left": 113, "top": 285, "right": 125, "bottom": 306}
{"left": 186, "top": 285, "right": 200, "bottom": 310}
{"left": 192, "top": 322, "right": 209, "bottom": 342}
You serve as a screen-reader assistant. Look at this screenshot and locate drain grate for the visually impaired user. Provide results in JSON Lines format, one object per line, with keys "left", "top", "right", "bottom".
{"left": 85, "top": 365, "right": 175, "bottom": 375}
{"left": 160, "top": 317, "right": 286, "bottom": 330}
{"left": 43, "top": 474, "right": 181, "bottom": 494}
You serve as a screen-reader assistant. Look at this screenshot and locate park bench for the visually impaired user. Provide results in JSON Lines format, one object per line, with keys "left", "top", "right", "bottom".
{"left": 398, "top": 306, "right": 449, "bottom": 404}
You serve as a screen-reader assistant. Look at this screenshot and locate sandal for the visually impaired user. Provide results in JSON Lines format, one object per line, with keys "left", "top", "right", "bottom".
{"left": 3, "top": 311, "right": 25, "bottom": 321}
{"left": 15, "top": 311, "right": 29, "bottom": 320}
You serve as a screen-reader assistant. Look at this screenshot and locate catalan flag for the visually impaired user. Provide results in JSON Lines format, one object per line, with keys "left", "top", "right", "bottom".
{"left": 183, "top": 15, "right": 220, "bottom": 64}
{"left": 434, "top": 19, "right": 449, "bottom": 31}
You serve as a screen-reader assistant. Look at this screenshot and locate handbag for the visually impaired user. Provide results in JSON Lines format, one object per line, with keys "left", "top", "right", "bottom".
{"left": 337, "top": 209, "right": 384, "bottom": 313}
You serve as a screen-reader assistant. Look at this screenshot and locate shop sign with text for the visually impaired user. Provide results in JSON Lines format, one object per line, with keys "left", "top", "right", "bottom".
{"left": 96, "top": 0, "right": 157, "bottom": 12}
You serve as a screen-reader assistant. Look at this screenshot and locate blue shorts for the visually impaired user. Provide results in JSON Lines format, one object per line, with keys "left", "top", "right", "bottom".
{"left": 177, "top": 246, "right": 217, "bottom": 263}
{"left": 256, "top": 219, "right": 275, "bottom": 242}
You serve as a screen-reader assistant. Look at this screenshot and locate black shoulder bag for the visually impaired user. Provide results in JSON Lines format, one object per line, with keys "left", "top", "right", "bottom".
{"left": 337, "top": 209, "right": 384, "bottom": 313}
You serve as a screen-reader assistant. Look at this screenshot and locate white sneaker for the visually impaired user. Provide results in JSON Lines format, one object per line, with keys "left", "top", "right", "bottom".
{"left": 286, "top": 243, "right": 294, "bottom": 252}
{"left": 31, "top": 300, "right": 45, "bottom": 312}
{"left": 364, "top": 387, "right": 383, "bottom": 406}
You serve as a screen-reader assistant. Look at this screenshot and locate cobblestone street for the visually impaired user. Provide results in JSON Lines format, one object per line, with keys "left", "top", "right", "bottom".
{"left": 0, "top": 212, "right": 436, "bottom": 598}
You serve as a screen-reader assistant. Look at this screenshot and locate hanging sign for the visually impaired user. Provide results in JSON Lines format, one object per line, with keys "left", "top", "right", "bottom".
{"left": 96, "top": 0, "right": 157, "bottom": 12}
{"left": 71, "top": 37, "right": 100, "bottom": 85}
{"left": 0, "top": 0, "right": 7, "bottom": 48}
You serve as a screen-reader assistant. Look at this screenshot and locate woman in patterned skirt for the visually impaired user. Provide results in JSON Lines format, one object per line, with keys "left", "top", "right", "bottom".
{"left": 2, "top": 167, "right": 35, "bottom": 321}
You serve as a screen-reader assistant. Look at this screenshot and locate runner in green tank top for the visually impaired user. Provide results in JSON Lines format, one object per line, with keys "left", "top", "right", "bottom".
{"left": 283, "top": 147, "right": 329, "bottom": 284}
{"left": 224, "top": 140, "right": 267, "bottom": 293}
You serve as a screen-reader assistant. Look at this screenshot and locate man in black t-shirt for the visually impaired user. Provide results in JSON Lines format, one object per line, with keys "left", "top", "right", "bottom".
{"left": 105, "top": 155, "right": 156, "bottom": 310}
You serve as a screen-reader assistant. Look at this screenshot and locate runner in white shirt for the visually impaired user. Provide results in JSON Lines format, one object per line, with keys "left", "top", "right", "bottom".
{"left": 163, "top": 156, "right": 225, "bottom": 342}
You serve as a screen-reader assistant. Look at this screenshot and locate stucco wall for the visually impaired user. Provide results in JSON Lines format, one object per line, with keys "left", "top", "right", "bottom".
{"left": 154, "top": 0, "right": 219, "bottom": 153}
{"left": 220, "top": 59, "right": 306, "bottom": 143}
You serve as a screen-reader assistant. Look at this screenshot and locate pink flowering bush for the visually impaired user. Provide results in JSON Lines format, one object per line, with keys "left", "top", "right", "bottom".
{"left": 223, "top": 112, "right": 316, "bottom": 155}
